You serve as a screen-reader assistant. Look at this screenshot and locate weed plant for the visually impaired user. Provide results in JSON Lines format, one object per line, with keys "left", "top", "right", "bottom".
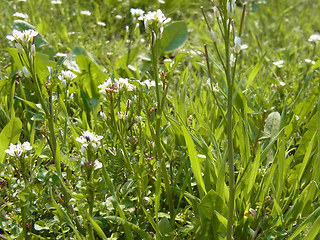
{"left": 0, "top": 0, "right": 320, "bottom": 239}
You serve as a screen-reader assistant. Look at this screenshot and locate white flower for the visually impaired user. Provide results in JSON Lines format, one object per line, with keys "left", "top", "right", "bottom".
{"left": 94, "top": 160, "right": 102, "bottom": 170}
{"left": 118, "top": 78, "right": 136, "bottom": 91}
{"left": 55, "top": 52, "right": 67, "bottom": 58}
{"left": 76, "top": 131, "right": 103, "bottom": 153}
{"left": 6, "top": 29, "right": 38, "bottom": 45}
{"left": 12, "top": 12, "right": 28, "bottom": 19}
{"left": 5, "top": 142, "right": 32, "bottom": 157}
{"left": 80, "top": 10, "right": 91, "bottom": 16}
{"left": 140, "top": 79, "right": 156, "bottom": 88}
{"left": 98, "top": 78, "right": 119, "bottom": 93}
{"left": 58, "top": 70, "right": 77, "bottom": 87}
{"left": 273, "top": 60, "right": 284, "bottom": 68}
{"left": 234, "top": 36, "right": 242, "bottom": 53}
{"left": 115, "top": 15, "right": 122, "bottom": 19}
{"left": 308, "top": 34, "right": 320, "bottom": 43}
{"left": 130, "top": 8, "right": 145, "bottom": 19}
{"left": 98, "top": 78, "right": 135, "bottom": 93}
{"left": 138, "top": 9, "right": 171, "bottom": 36}
{"left": 117, "top": 112, "right": 127, "bottom": 120}
{"left": 305, "top": 59, "right": 315, "bottom": 65}
{"left": 97, "top": 21, "right": 106, "bottom": 27}
{"left": 51, "top": 0, "right": 62, "bottom": 4}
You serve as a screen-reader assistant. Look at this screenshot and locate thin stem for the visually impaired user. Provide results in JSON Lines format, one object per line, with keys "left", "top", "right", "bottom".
{"left": 225, "top": 18, "right": 235, "bottom": 240}
{"left": 151, "top": 39, "right": 175, "bottom": 227}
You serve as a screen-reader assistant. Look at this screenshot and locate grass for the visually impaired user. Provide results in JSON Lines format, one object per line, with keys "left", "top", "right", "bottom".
{"left": 0, "top": 0, "right": 320, "bottom": 239}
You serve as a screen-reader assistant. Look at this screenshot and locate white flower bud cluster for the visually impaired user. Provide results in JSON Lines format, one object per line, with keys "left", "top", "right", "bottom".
{"left": 76, "top": 131, "right": 103, "bottom": 153}
{"left": 5, "top": 142, "right": 32, "bottom": 157}
{"left": 138, "top": 9, "right": 171, "bottom": 38}
{"left": 98, "top": 78, "right": 136, "bottom": 94}
{"left": 58, "top": 70, "right": 77, "bottom": 87}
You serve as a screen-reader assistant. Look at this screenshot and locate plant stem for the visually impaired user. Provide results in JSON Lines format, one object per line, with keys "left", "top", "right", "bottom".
{"left": 151, "top": 39, "right": 175, "bottom": 226}
{"left": 224, "top": 20, "right": 235, "bottom": 240}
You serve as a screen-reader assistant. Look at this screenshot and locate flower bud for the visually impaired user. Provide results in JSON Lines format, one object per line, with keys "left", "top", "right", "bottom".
{"left": 30, "top": 44, "right": 36, "bottom": 56}
{"left": 210, "top": 29, "right": 217, "bottom": 42}
{"left": 15, "top": 42, "right": 23, "bottom": 54}
{"left": 234, "top": 36, "right": 241, "bottom": 53}
{"left": 22, "top": 66, "right": 30, "bottom": 78}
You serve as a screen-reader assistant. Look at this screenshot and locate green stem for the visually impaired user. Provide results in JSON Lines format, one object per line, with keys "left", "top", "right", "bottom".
{"left": 224, "top": 20, "right": 235, "bottom": 240}
{"left": 151, "top": 39, "right": 175, "bottom": 226}
{"left": 21, "top": 203, "right": 29, "bottom": 240}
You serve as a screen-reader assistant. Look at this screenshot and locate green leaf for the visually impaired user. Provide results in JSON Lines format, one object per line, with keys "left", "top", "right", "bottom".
{"left": 87, "top": 216, "right": 108, "bottom": 240}
{"left": 158, "top": 21, "right": 188, "bottom": 53}
{"left": 264, "top": 112, "right": 281, "bottom": 140}
{"left": 181, "top": 123, "right": 206, "bottom": 197}
{"left": 159, "top": 217, "right": 173, "bottom": 236}
{"left": 246, "top": 56, "right": 263, "bottom": 88}
{"left": 199, "top": 189, "right": 227, "bottom": 221}
{"left": 0, "top": 118, "right": 22, "bottom": 163}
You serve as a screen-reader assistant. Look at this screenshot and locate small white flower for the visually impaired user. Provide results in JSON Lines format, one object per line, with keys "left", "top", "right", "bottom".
{"left": 308, "top": 34, "right": 320, "bottom": 43}
{"left": 273, "top": 60, "right": 284, "bottom": 68}
{"left": 94, "top": 160, "right": 102, "bottom": 169}
{"left": 115, "top": 15, "right": 122, "bottom": 19}
{"left": 98, "top": 78, "right": 119, "bottom": 93}
{"left": 5, "top": 142, "right": 32, "bottom": 157}
{"left": 97, "top": 21, "right": 106, "bottom": 27}
{"left": 117, "top": 112, "right": 127, "bottom": 120}
{"left": 6, "top": 29, "right": 38, "bottom": 45}
{"left": 130, "top": 8, "right": 145, "bottom": 19}
{"left": 138, "top": 9, "right": 171, "bottom": 37}
{"left": 76, "top": 131, "right": 103, "bottom": 153}
{"left": 58, "top": 70, "right": 77, "bottom": 87}
{"left": 51, "top": 0, "right": 62, "bottom": 4}
{"left": 12, "top": 12, "right": 28, "bottom": 19}
{"left": 55, "top": 52, "right": 67, "bottom": 58}
{"left": 305, "top": 59, "right": 316, "bottom": 65}
{"left": 140, "top": 79, "right": 156, "bottom": 88}
{"left": 234, "top": 36, "right": 242, "bottom": 53}
{"left": 80, "top": 10, "right": 91, "bottom": 16}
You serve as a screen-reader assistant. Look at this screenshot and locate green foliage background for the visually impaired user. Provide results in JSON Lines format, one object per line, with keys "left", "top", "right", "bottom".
{"left": 0, "top": 0, "right": 320, "bottom": 239}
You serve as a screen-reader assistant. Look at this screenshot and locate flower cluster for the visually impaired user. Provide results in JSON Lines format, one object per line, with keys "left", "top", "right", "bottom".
{"left": 58, "top": 70, "right": 77, "bottom": 87}
{"left": 98, "top": 78, "right": 136, "bottom": 94}
{"left": 76, "top": 131, "right": 103, "bottom": 153}
{"left": 130, "top": 8, "right": 145, "bottom": 20}
{"left": 6, "top": 29, "right": 38, "bottom": 45}
{"left": 5, "top": 142, "right": 32, "bottom": 157}
{"left": 138, "top": 9, "right": 171, "bottom": 38}
{"left": 308, "top": 34, "right": 320, "bottom": 43}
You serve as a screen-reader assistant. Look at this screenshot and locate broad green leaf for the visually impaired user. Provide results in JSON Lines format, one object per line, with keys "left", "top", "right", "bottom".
{"left": 264, "top": 112, "right": 281, "bottom": 140}
{"left": 305, "top": 214, "right": 320, "bottom": 239}
{"left": 199, "top": 189, "right": 227, "bottom": 221}
{"left": 0, "top": 118, "right": 22, "bottom": 163}
{"left": 158, "top": 21, "right": 188, "bottom": 53}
